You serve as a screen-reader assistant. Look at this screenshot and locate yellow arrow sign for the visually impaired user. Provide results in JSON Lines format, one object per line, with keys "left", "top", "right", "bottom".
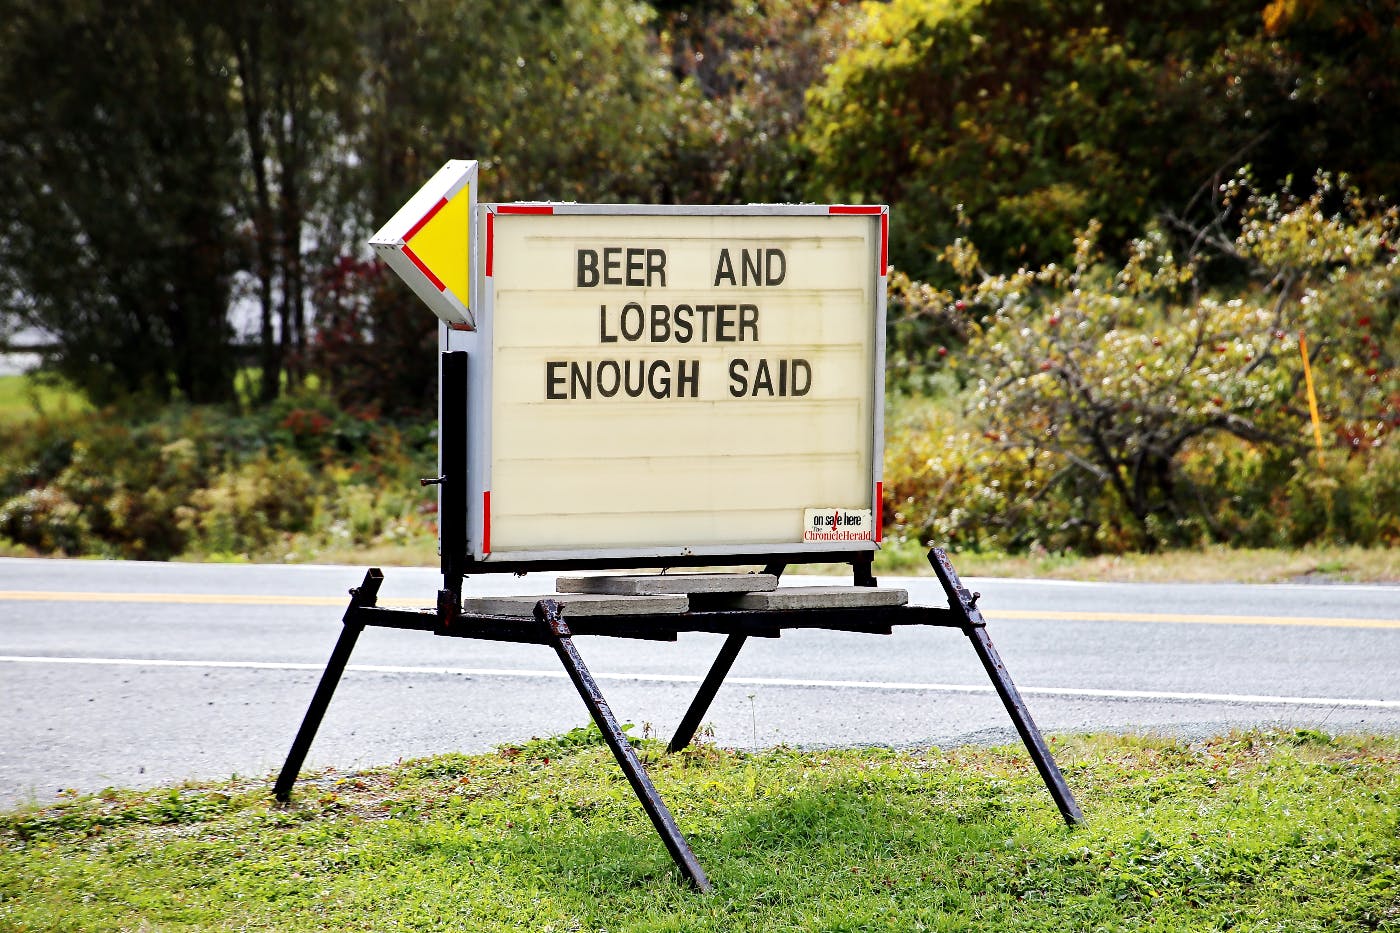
{"left": 370, "top": 159, "right": 478, "bottom": 328}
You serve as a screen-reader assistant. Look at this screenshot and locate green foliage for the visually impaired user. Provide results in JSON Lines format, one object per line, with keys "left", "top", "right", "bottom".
{"left": 0, "top": 397, "right": 436, "bottom": 561}
{"left": 803, "top": 0, "right": 1400, "bottom": 280}
{"left": 885, "top": 177, "right": 1399, "bottom": 553}
{"left": 1, "top": 732, "right": 1396, "bottom": 930}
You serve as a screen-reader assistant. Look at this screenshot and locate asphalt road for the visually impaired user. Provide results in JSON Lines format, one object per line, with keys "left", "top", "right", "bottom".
{"left": 1, "top": 557, "right": 1396, "bottom": 807}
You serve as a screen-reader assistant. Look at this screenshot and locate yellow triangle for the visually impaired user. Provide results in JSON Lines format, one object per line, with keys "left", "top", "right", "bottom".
{"left": 408, "top": 190, "right": 471, "bottom": 305}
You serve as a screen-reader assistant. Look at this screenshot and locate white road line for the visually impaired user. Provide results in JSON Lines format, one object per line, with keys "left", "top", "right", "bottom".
{"left": 2, "top": 654, "right": 1395, "bottom": 710}
{"left": 4, "top": 590, "right": 1397, "bottom": 629}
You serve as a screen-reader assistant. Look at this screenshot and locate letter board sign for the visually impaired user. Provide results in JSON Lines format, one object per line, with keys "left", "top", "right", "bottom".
{"left": 439, "top": 203, "right": 887, "bottom": 564}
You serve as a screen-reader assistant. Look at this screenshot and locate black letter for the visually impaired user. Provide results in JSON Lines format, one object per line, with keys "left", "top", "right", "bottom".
{"left": 752, "top": 358, "right": 774, "bottom": 395}
{"left": 546, "top": 362, "right": 567, "bottom": 399}
{"left": 792, "top": 358, "right": 812, "bottom": 396}
{"left": 766, "top": 249, "right": 786, "bottom": 286}
{"left": 741, "top": 249, "right": 761, "bottom": 286}
{"left": 620, "top": 302, "right": 644, "bottom": 341}
{"left": 697, "top": 304, "right": 716, "bottom": 342}
{"left": 577, "top": 250, "right": 599, "bottom": 287}
{"left": 650, "top": 304, "right": 671, "bottom": 342}
{"left": 677, "top": 359, "right": 699, "bottom": 397}
{"left": 570, "top": 361, "right": 591, "bottom": 399}
{"left": 626, "top": 248, "right": 645, "bottom": 286}
{"left": 603, "top": 247, "right": 622, "bottom": 285}
{"left": 624, "top": 359, "right": 645, "bottom": 397}
{"left": 597, "top": 361, "right": 621, "bottom": 397}
{"left": 599, "top": 305, "right": 617, "bottom": 343}
{"left": 647, "top": 249, "right": 667, "bottom": 287}
{"left": 673, "top": 304, "right": 693, "bottom": 343}
{"left": 715, "top": 304, "right": 736, "bottom": 342}
{"left": 713, "top": 249, "right": 736, "bottom": 286}
{"left": 728, "top": 359, "right": 748, "bottom": 397}
{"left": 648, "top": 360, "right": 670, "bottom": 398}
{"left": 739, "top": 304, "right": 759, "bottom": 341}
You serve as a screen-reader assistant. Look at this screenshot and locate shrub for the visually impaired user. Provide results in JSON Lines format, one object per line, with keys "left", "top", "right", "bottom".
{"left": 0, "top": 395, "right": 436, "bottom": 561}
{"left": 176, "top": 453, "right": 318, "bottom": 558}
{"left": 887, "top": 176, "right": 1398, "bottom": 553}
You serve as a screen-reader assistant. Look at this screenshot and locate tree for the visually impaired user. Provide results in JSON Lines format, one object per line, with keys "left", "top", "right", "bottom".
{"left": 801, "top": 0, "right": 1400, "bottom": 281}
{"left": 217, "top": 0, "right": 362, "bottom": 403}
{"left": 310, "top": 0, "right": 693, "bottom": 415}
{"left": 657, "top": 0, "right": 862, "bottom": 203}
{"left": 0, "top": 0, "right": 243, "bottom": 404}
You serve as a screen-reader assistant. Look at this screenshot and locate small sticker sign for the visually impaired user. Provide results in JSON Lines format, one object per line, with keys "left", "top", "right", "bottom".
{"left": 803, "top": 509, "right": 874, "bottom": 543}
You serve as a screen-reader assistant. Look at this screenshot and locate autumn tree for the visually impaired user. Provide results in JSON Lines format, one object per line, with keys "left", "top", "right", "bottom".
{"left": 802, "top": 0, "right": 1400, "bottom": 281}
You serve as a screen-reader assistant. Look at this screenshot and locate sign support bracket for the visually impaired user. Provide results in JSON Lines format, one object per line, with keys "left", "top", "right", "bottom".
{"left": 272, "top": 549, "right": 1083, "bottom": 890}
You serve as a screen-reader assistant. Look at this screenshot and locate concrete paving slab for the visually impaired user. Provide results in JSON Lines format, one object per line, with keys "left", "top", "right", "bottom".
{"left": 717, "top": 586, "right": 909, "bottom": 610}
{"left": 461, "top": 593, "right": 688, "bottom": 617}
{"left": 556, "top": 573, "right": 778, "bottom": 596}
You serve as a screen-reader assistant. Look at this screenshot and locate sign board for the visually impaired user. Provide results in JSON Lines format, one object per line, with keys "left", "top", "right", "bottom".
{"left": 369, "top": 160, "right": 478, "bottom": 327}
{"left": 450, "top": 203, "right": 888, "bottom": 563}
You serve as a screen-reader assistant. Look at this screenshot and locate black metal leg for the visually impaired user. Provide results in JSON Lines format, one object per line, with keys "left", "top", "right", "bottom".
{"left": 965, "top": 623, "right": 1084, "bottom": 825}
{"left": 668, "top": 633, "right": 747, "bottom": 753}
{"left": 536, "top": 600, "right": 713, "bottom": 893}
{"left": 439, "top": 351, "right": 469, "bottom": 622}
{"left": 853, "top": 554, "right": 877, "bottom": 587}
{"left": 928, "top": 548, "right": 1085, "bottom": 826}
{"left": 273, "top": 569, "right": 383, "bottom": 803}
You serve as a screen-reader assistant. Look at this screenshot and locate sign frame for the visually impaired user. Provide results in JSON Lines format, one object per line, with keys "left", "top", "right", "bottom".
{"left": 442, "top": 202, "right": 890, "bottom": 565}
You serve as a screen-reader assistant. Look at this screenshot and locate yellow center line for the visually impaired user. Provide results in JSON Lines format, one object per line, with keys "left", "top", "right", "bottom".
{"left": 0, "top": 591, "right": 430, "bottom": 609}
{"left": 984, "top": 609, "right": 1400, "bottom": 630}
{"left": 0, "top": 591, "right": 1395, "bottom": 629}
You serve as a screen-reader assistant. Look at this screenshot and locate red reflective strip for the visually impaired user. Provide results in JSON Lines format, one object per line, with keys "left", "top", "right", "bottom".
{"left": 497, "top": 204, "right": 554, "bottom": 214}
{"left": 448, "top": 323, "right": 473, "bottom": 332}
{"left": 485, "top": 212, "right": 494, "bottom": 277}
{"left": 402, "top": 243, "right": 446, "bottom": 291}
{"left": 830, "top": 205, "right": 889, "bottom": 274}
{"left": 875, "top": 481, "right": 884, "bottom": 543}
{"left": 405, "top": 197, "right": 448, "bottom": 242}
{"left": 483, "top": 491, "right": 491, "bottom": 554}
{"left": 880, "top": 212, "right": 889, "bottom": 275}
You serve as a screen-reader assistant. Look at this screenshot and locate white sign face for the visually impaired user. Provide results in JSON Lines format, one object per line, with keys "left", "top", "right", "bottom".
{"left": 464, "top": 205, "right": 887, "bottom": 562}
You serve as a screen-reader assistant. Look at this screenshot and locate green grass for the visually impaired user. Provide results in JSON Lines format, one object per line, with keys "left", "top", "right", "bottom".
{"left": 0, "top": 374, "right": 89, "bottom": 424}
{"left": 3, "top": 730, "right": 1397, "bottom": 931}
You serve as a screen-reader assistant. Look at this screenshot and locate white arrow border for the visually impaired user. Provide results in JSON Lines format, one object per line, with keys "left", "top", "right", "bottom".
{"left": 370, "top": 159, "right": 478, "bottom": 328}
